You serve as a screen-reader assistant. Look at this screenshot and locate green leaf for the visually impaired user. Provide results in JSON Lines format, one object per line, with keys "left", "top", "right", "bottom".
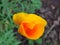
{"left": 28, "top": 40, "right": 34, "bottom": 45}
{"left": 0, "top": 29, "right": 21, "bottom": 45}
{"left": 35, "top": 38, "right": 42, "bottom": 45}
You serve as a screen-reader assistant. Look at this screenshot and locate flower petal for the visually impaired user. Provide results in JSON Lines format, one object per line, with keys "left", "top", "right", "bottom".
{"left": 13, "top": 12, "right": 28, "bottom": 25}
{"left": 13, "top": 12, "right": 47, "bottom": 40}
{"left": 18, "top": 23, "right": 44, "bottom": 40}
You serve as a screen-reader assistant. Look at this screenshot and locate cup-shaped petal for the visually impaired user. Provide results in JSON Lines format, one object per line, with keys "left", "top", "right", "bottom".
{"left": 18, "top": 22, "right": 44, "bottom": 40}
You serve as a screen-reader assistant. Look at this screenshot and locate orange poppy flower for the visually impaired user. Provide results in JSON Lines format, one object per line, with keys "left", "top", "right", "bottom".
{"left": 13, "top": 12, "right": 47, "bottom": 40}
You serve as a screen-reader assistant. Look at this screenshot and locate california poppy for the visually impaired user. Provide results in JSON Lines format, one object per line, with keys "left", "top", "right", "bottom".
{"left": 13, "top": 12, "right": 47, "bottom": 40}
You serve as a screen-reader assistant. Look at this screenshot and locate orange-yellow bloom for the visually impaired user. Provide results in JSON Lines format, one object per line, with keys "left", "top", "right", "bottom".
{"left": 13, "top": 12, "right": 47, "bottom": 40}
